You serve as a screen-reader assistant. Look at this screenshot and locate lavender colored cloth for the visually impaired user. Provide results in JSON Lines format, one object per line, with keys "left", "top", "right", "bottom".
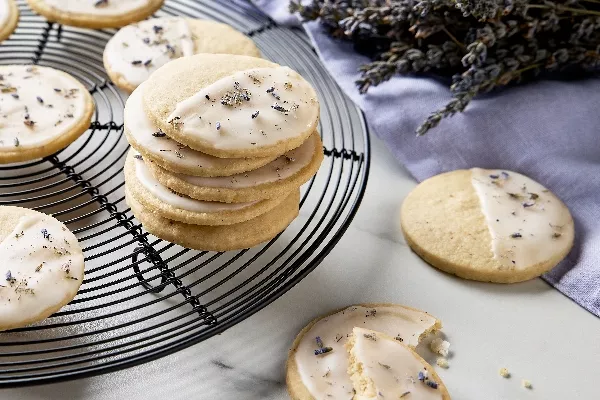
{"left": 250, "top": 1, "right": 600, "bottom": 316}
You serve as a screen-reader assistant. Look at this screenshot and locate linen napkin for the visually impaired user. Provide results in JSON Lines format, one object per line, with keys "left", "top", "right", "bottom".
{"left": 250, "top": 0, "right": 600, "bottom": 317}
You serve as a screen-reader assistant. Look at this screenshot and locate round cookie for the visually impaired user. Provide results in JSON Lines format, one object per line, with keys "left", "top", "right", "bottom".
{"left": 143, "top": 54, "right": 320, "bottom": 158}
{"left": 145, "top": 132, "right": 324, "bottom": 203}
{"left": 286, "top": 304, "right": 442, "bottom": 400}
{"left": 124, "top": 82, "right": 276, "bottom": 176}
{"left": 124, "top": 150, "right": 288, "bottom": 226}
{"left": 26, "top": 0, "right": 164, "bottom": 29}
{"left": 0, "top": 0, "right": 19, "bottom": 43}
{"left": 104, "top": 17, "right": 261, "bottom": 93}
{"left": 0, "top": 65, "right": 94, "bottom": 164}
{"left": 401, "top": 168, "right": 575, "bottom": 283}
{"left": 126, "top": 188, "right": 300, "bottom": 251}
{"left": 0, "top": 206, "right": 84, "bottom": 331}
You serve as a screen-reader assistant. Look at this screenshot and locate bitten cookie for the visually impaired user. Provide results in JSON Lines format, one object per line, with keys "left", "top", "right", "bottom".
{"left": 0, "top": 65, "right": 94, "bottom": 164}
{"left": 126, "top": 188, "right": 300, "bottom": 251}
{"left": 286, "top": 304, "right": 442, "bottom": 400}
{"left": 26, "top": 0, "right": 164, "bottom": 29}
{"left": 347, "top": 328, "right": 451, "bottom": 400}
{"left": 104, "top": 17, "right": 261, "bottom": 92}
{"left": 401, "top": 168, "right": 575, "bottom": 283}
{"left": 0, "top": 206, "right": 84, "bottom": 331}
{"left": 125, "top": 82, "right": 276, "bottom": 176}
{"left": 143, "top": 54, "right": 320, "bottom": 158}
{"left": 145, "top": 131, "right": 324, "bottom": 203}
{"left": 124, "top": 150, "right": 288, "bottom": 226}
{"left": 0, "top": 0, "right": 19, "bottom": 43}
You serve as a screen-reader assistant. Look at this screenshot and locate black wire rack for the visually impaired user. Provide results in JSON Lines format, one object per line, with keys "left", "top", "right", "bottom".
{"left": 0, "top": 0, "right": 370, "bottom": 387}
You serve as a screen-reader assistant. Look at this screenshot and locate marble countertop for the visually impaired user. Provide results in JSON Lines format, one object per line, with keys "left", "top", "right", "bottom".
{"left": 6, "top": 136, "right": 599, "bottom": 400}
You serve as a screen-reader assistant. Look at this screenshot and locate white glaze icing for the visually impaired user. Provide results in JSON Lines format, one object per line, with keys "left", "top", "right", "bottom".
{"left": 0, "top": 213, "right": 84, "bottom": 328}
{"left": 470, "top": 168, "right": 574, "bottom": 269}
{"left": 106, "top": 18, "right": 194, "bottom": 88}
{"left": 294, "top": 306, "right": 439, "bottom": 400}
{"left": 133, "top": 154, "right": 256, "bottom": 212}
{"left": 0, "top": 0, "right": 10, "bottom": 28}
{"left": 175, "top": 133, "right": 316, "bottom": 189}
{"left": 167, "top": 67, "right": 319, "bottom": 150}
{"left": 0, "top": 65, "right": 88, "bottom": 152}
{"left": 349, "top": 328, "right": 443, "bottom": 400}
{"left": 43, "top": 0, "right": 150, "bottom": 15}
{"left": 125, "top": 82, "right": 263, "bottom": 171}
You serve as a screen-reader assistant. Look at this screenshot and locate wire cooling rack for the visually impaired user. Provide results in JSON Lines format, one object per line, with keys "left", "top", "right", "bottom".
{"left": 0, "top": 0, "right": 370, "bottom": 387}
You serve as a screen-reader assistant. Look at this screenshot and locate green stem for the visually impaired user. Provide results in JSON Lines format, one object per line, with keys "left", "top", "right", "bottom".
{"left": 527, "top": 4, "right": 600, "bottom": 16}
{"left": 441, "top": 27, "right": 466, "bottom": 51}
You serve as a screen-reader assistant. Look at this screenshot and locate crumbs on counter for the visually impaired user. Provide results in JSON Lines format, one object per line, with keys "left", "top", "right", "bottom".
{"left": 430, "top": 338, "right": 450, "bottom": 357}
{"left": 499, "top": 367, "right": 510, "bottom": 378}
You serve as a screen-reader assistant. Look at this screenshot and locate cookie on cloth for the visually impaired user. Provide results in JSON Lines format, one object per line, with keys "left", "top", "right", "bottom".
{"left": 0, "top": 0, "right": 19, "bottom": 43}
{"left": 126, "top": 188, "right": 300, "bottom": 251}
{"left": 347, "top": 328, "right": 451, "bottom": 400}
{"left": 124, "top": 150, "right": 288, "bottom": 226}
{"left": 401, "top": 168, "right": 575, "bottom": 283}
{"left": 124, "top": 82, "right": 276, "bottom": 176}
{"left": 145, "top": 131, "right": 324, "bottom": 203}
{"left": 143, "top": 54, "right": 320, "bottom": 158}
{"left": 286, "top": 304, "right": 442, "bottom": 400}
{"left": 0, "top": 65, "right": 94, "bottom": 164}
{"left": 104, "top": 17, "right": 261, "bottom": 93}
{"left": 26, "top": 0, "right": 164, "bottom": 29}
{"left": 0, "top": 206, "right": 84, "bottom": 331}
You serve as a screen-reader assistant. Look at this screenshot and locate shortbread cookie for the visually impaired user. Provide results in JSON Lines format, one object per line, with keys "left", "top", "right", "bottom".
{"left": 146, "top": 132, "right": 323, "bottom": 203}
{"left": 286, "top": 304, "right": 442, "bottom": 400}
{"left": 124, "top": 150, "right": 287, "bottom": 226}
{"left": 125, "top": 82, "right": 275, "bottom": 176}
{"left": 0, "top": 0, "right": 19, "bottom": 43}
{"left": 0, "top": 206, "right": 84, "bottom": 331}
{"left": 347, "top": 328, "right": 451, "bottom": 400}
{"left": 26, "top": 0, "right": 164, "bottom": 29}
{"left": 143, "top": 54, "right": 320, "bottom": 158}
{"left": 126, "top": 188, "right": 299, "bottom": 251}
{"left": 0, "top": 65, "right": 94, "bottom": 164}
{"left": 401, "top": 168, "right": 575, "bottom": 283}
{"left": 104, "top": 17, "right": 261, "bottom": 92}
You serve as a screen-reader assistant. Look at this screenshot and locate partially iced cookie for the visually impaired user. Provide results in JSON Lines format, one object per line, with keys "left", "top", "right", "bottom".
{"left": 104, "top": 17, "right": 261, "bottom": 92}
{"left": 0, "top": 206, "right": 84, "bottom": 331}
{"left": 401, "top": 169, "right": 575, "bottom": 283}
{"left": 347, "top": 328, "right": 451, "bottom": 400}
{"left": 286, "top": 304, "right": 442, "bottom": 400}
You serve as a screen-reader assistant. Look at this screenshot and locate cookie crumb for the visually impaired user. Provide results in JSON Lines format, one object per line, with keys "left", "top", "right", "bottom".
{"left": 430, "top": 338, "right": 450, "bottom": 357}
{"left": 522, "top": 379, "right": 532, "bottom": 389}
{"left": 436, "top": 357, "right": 449, "bottom": 368}
{"left": 499, "top": 367, "right": 510, "bottom": 378}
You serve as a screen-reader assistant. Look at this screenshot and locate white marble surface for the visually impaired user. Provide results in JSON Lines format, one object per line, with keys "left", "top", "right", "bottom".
{"left": 5, "top": 136, "right": 599, "bottom": 400}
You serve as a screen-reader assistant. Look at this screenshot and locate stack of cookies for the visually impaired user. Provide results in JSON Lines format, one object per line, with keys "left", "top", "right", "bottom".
{"left": 123, "top": 53, "right": 323, "bottom": 251}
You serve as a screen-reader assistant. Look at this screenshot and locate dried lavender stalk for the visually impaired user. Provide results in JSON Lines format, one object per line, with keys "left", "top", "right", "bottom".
{"left": 291, "top": 0, "right": 600, "bottom": 135}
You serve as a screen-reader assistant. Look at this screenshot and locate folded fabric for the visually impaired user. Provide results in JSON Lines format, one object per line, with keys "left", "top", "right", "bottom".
{"left": 250, "top": 1, "right": 600, "bottom": 317}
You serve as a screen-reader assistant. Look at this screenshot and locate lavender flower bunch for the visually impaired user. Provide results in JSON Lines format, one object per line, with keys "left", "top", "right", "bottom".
{"left": 290, "top": 0, "right": 600, "bottom": 135}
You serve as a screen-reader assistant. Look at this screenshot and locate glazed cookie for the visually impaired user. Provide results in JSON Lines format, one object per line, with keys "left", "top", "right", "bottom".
{"left": 401, "top": 168, "right": 575, "bottom": 283}
{"left": 0, "top": 206, "right": 84, "bottom": 331}
{"left": 126, "top": 188, "right": 299, "bottom": 251}
{"left": 104, "top": 17, "right": 261, "bottom": 92}
{"left": 124, "top": 150, "right": 288, "bottom": 226}
{"left": 143, "top": 54, "right": 320, "bottom": 158}
{"left": 125, "top": 82, "right": 276, "bottom": 176}
{"left": 26, "top": 0, "right": 164, "bottom": 29}
{"left": 0, "top": 0, "right": 19, "bottom": 43}
{"left": 347, "top": 328, "right": 451, "bottom": 400}
{"left": 145, "top": 132, "right": 323, "bottom": 203}
{"left": 0, "top": 65, "right": 94, "bottom": 164}
{"left": 286, "top": 304, "right": 442, "bottom": 400}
